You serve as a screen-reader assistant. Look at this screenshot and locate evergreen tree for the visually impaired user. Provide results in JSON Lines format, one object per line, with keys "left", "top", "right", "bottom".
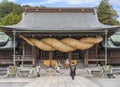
{"left": 97, "top": 0, "right": 120, "bottom": 25}
{"left": 1, "top": 12, "right": 22, "bottom": 25}
{"left": 0, "top": 0, "right": 23, "bottom": 22}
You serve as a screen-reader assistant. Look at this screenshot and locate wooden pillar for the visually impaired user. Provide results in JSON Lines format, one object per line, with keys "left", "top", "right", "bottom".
{"left": 22, "top": 42, "right": 25, "bottom": 67}
{"left": 95, "top": 44, "right": 98, "bottom": 65}
{"left": 34, "top": 47, "right": 37, "bottom": 63}
{"left": 49, "top": 51, "right": 53, "bottom": 67}
{"left": 68, "top": 52, "right": 72, "bottom": 64}
{"left": 36, "top": 48, "right": 39, "bottom": 60}
{"left": 84, "top": 50, "right": 88, "bottom": 67}
{"left": 13, "top": 31, "right": 16, "bottom": 65}
{"left": 105, "top": 30, "right": 108, "bottom": 65}
{"left": 32, "top": 46, "right": 36, "bottom": 67}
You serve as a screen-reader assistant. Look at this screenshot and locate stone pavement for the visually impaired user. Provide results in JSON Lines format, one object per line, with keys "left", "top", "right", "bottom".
{"left": 0, "top": 67, "right": 120, "bottom": 87}
{"left": 0, "top": 77, "right": 33, "bottom": 87}
{"left": 40, "top": 68, "right": 93, "bottom": 77}
{"left": 89, "top": 77, "right": 120, "bottom": 87}
{"left": 0, "top": 82, "right": 26, "bottom": 87}
{"left": 23, "top": 76, "right": 100, "bottom": 87}
{"left": 0, "top": 77, "right": 33, "bottom": 83}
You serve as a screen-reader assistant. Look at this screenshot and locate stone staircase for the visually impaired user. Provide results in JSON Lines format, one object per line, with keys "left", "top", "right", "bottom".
{"left": 38, "top": 59, "right": 85, "bottom": 69}
{"left": 112, "top": 66, "right": 120, "bottom": 74}
{"left": 0, "top": 67, "right": 7, "bottom": 75}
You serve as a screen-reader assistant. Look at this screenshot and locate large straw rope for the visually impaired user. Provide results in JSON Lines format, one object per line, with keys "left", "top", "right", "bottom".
{"left": 19, "top": 35, "right": 35, "bottom": 46}
{"left": 79, "top": 36, "right": 103, "bottom": 44}
{"left": 41, "top": 38, "right": 75, "bottom": 52}
{"left": 19, "top": 35, "right": 103, "bottom": 52}
{"left": 60, "top": 38, "right": 94, "bottom": 50}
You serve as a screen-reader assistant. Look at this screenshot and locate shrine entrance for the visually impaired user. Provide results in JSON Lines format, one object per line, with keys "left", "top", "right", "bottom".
{"left": 36, "top": 49, "right": 84, "bottom": 68}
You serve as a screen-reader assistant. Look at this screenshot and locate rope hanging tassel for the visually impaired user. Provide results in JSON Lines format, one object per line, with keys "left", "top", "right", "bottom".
{"left": 19, "top": 35, "right": 103, "bottom": 52}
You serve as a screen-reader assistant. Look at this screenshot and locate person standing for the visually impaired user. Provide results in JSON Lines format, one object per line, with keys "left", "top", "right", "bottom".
{"left": 55, "top": 61, "right": 60, "bottom": 73}
{"left": 70, "top": 62, "right": 76, "bottom": 80}
{"left": 55, "top": 60, "right": 61, "bottom": 73}
{"left": 65, "top": 58, "right": 70, "bottom": 69}
{"left": 36, "top": 64, "right": 41, "bottom": 77}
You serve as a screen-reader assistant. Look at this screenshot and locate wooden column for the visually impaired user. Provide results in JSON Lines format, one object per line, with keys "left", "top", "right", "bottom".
{"left": 34, "top": 47, "right": 37, "bottom": 63}
{"left": 105, "top": 30, "right": 108, "bottom": 65}
{"left": 68, "top": 52, "right": 72, "bottom": 64}
{"left": 13, "top": 31, "right": 16, "bottom": 65}
{"left": 36, "top": 48, "right": 39, "bottom": 61}
{"left": 32, "top": 46, "right": 36, "bottom": 67}
{"left": 95, "top": 44, "right": 98, "bottom": 65}
{"left": 84, "top": 50, "right": 88, "bottom": 67}
{"left": 22, "top": 42, "right": 25, "bottom": 67}
{"left": 49, "top": 51, "right": 53, "bottom": 67}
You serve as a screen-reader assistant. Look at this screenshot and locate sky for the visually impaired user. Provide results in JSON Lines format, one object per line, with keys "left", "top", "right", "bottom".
{"left": 0, "top": 0, "right": 120, "bottom": 20}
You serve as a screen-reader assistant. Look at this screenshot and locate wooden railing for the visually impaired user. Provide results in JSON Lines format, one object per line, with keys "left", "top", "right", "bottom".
{"left": 0, "top": 56, "right": 13, "bottom": 64}
{"left": 85, "top": 55, "right": 105, "bottom": 67}
{"left": 15, "top": 55, "right": 33, "bottom": 61}
{"left": 0, "top": 55, "right": 33, "bottom": 64}
{"left": 88, "top": 55, "right": 105, "bottom": 61}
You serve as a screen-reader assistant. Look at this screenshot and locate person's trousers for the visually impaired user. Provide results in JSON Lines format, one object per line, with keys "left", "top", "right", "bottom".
{"left": 70, "top": 72, "right": 75, "bottom": 80}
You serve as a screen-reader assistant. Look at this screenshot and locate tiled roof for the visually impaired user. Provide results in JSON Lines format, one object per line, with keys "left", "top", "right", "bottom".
{"left": 0, "top": 8, "right": 119, "bottom": 32}
{"left": 0, "top": 32, "right": 9, "bottom": 46}
{"left": 0, "top": 32, "right": 17, "bottom": 49}
{"left": 101, "top": 32, "right": 120, "bottom": 49}
{"left": 110, "top": 32, "right": 120, "bottom": 46}
{"left": 0, "top": 39, "right": 17, "bottom": 50}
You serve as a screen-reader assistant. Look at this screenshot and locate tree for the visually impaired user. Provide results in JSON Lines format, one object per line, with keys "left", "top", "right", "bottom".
{"left": 97, "top": 0, "right": 120, "bottom": 25}
{"left": 0, "top": 0, "right": 46, "bottom": 25}
{"left": 22, "top": 4, "right": 31, "bottom": 9}
{"left": 0, "top": 0, "right": 23, "bottom": 21}
{"left": 1, "top": 12, "right": 22, "bottom": 25}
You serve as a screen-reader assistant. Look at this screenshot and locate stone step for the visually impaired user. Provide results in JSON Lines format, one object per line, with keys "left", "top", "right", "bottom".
{"left": 0, "top": 67, "right": 7, "bottom": 75}
{"left": 38, "top": 59, "right": 85, "bottom": 69}
{"left": 112, "top": 67, "right": 120, "bottom": 74}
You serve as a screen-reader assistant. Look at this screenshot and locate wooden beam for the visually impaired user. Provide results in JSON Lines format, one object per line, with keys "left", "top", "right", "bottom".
{"left": 88, "top": 59, "right": 105, "bottom": 61}
{"left": 25, "top": 8, "right": 94, "bottom": 13}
